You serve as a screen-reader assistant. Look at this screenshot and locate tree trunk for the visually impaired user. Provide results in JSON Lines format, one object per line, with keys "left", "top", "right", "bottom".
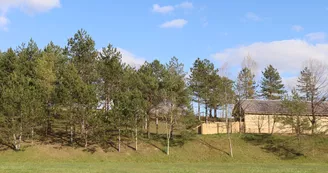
{"left": 81, "top": 119, "right": 85, "bottom": 137}
{"left": 31, "top": 127, "right": 34, "bottom": 145}
{"left": 198, "top": 97, "right": 201, "bottom": 121}
{"left": 225, "top": 104, "right": 233, "bottom": 158}
{"left": 156, "top": 110, "right": 159, "bottom": 135}
{"left": 166, "top": 121, "right": 170, "bottom": 155}
{"left": 135, "top": 126, "right": 138, "bottom": 151}
{"left": 258, "top": 117, "right": 261, "bottom": 134}
{"left": 228, "top": 132, "right": 233, "bottom": 158}
{"left": 205, "top": 104, "right": 208, "bottom": 122}
{"left": 268, "top": 115, "right": 270, "bottom": 134}
{"left": 118, "top": 128, "right": 121, "bottom": 152}
{"left": 19, "top": 122, "right": 22, "bottom": 150}
{"left": 135, "top": 113, "right": 138, "bottom": 151}
{"left": 170, "top": 124, "right": 174, "bottom": 140}
{"left": 47, "top": 104, "right": 52, "bottom": 135}
{"left": 147, "top": 115, "right": 150, "bottom": 139}
{"left": 311, "top": 116, "right": 316, "bottom": 135}
{"left": 297, "top": 114, "right": 301, "bottom": 146}
{"left": 214, "top": 108, "right": 217, "bottom": 118}
{"left": 84, "top": 129, "right": 88, "bottom": 148}
{"left": 271, "top": 116, "right": 276, "bottom": 134}
{"left": 209, "top": 108, "right": 212, "bottom": 118}
{"left": 13, "top": 134, "right": 18, "bottom": 151}
{"left": 70, "top": 125, "right": 74, "bottom": 145}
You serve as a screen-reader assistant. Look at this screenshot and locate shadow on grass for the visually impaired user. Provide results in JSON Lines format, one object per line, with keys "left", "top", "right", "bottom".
{"left": 242, "top": 134, "right": 304, "bottom": 159}
{"left": 198, "top": 139, "right": 230, "bottom": 156}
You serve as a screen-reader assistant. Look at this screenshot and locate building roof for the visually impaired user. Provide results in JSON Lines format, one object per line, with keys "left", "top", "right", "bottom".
{"left": 240, "top": 99, "right": 328, "bottom": 116}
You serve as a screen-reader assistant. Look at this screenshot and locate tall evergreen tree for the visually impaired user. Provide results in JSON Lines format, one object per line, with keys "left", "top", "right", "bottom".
{"left": 66, "top": 29, "right": 98, "bottom": 147}
{"left": 162, "top": 56, "right": 190, "bottom": 155}
{"left": 236, "top": 67, "right": 257, "bottom": 99}
{"left": 260, "top": 65, "right": 285, "bottom": 100}
{"left": 189, "top": 58, "right": 216, "bottom": 121}
{"left": 138, "top": 60, "right": 166, "bottom": 139}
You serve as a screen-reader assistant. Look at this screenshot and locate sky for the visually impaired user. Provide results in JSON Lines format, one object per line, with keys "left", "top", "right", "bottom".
{"left": 1, "top": 0, "right": 328, "bottom": 90}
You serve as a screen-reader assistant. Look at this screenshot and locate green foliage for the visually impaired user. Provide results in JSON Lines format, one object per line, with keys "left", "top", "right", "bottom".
{"left": 297, "top": 67, "right": 317, "bottom": 101}
{"left": 280, "top": 89, "right": 311, "bottom": 134}
{"left": 260, "top": 65, "right": 285, "bottom": 100}
{"left": 235, "top": 67, "right": 257, "bottom": 99}
{"left": 0, "top": 29, "right": 235, "bottom": 153}
{"left": 189, "top": 58, "right": 234, "bottom": 118}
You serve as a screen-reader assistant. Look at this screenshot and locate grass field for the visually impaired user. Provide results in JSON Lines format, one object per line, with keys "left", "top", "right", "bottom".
{"left": 0, "top": 133, "right": 328, "bottom": 173}
{"left": 1, "top": 162, "right": 327, "bottom": 173}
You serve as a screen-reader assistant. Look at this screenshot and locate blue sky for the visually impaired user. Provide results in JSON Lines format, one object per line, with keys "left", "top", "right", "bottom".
{"left": 1, "top": 0, "right": 328, "bottom": 89}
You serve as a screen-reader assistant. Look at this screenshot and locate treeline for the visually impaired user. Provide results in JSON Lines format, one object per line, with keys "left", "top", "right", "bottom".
{"left": 0, "top": 29, "right": 326, "bottom": 154}
{"left": 0, "top": 29, "right": 196, "bottom": 153}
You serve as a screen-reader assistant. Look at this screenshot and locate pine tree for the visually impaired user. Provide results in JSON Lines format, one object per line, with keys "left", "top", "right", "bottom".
{"left": 162, "top": 57, "right": 190, "bottom": 155}
{"left": 98, "top": 44, "right": 125, "bottom": 112}
{"left": 66, "top": 29, "right": 98, "bottom": 148}
{"left": 189, "top": 58, "right": 216, "bottom": 121}
{"left": 189, "top": 58, "right": 204, "bottom": 120}
{"left": 260, "top": 65, "right": 285, "bottom": 100}
{"left": 236, "top": 67, "right": 257, "bottom": 99}
{"left": 138, "top": 60, "right": 165, "bottom": 139}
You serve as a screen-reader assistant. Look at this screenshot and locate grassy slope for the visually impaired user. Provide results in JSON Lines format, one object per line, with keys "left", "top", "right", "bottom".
{"left": 0, "top": 133, "right": 328, "bottom": 173}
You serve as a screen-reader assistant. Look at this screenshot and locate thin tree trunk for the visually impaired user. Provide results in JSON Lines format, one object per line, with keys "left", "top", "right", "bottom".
{"left": 228, "top": 132, "right": 233, "bottom": 158}
{"left": 156, "top": 110, "right": 159, "bottom": 135}
{"left": 144, "top": 115, "right": 147, "bottom": 130}
{"left": 205, "top": 104, "right": 208, "bottom": 123}
{"left": 258, "top": 117, "right": 261, "bottom": 134}
{"left": 13, "top": 134, "right": 18, "bottom": 150}
{"left": 147, "top": 115, "right": 150, "bottom": 139}
{"left": 209, "top": 108, "right": 212, "bottom": 118}
{"left": 166, "top": 121, "right": 170, "bottom": 155}
{"left": 31, "top": 127, "right": 34, "bottom": 145}
{"left": 135, "top": 113, "right": 138, "bottom": 151}
{"left": 118, "top": 128, "right": 121, "bottom": 152}
{"left": 214, "top": 108, "right": 217, "bottom": 118}
{"left": 268, "top": 115, "right": 270, "bottom": 134}
{"left": 135, "top": 126, "right": 138, "bottom": 151}
{"left": 271, "top": 116, "right": 276, "bottom": 134}
{"left": 238, "top": 118, "right": 241, "bottom": 134}
{"left": 224, "top": 87, "right": 233, "bottom": 158}
{"left": 170, "top": 124, "right": 174, "bottom": 140}
{"left": 19, "top": 121, "right": 22, "bottom": 150}
{"left": 47, "top": 103, "right": 52, "bottom": 135}
{"left": 70, "top": 125, "right": 73, "bottom": 145}
{"left": 198, "top": 97, "right": 201, "bottom": 121}
{"left": 85, "top": 129, "right": 88, "bottom": 148}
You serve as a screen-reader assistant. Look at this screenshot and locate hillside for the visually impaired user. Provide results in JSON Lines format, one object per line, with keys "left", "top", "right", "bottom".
{"left": 0, "top": 134, "right": 328, "bottom": 173}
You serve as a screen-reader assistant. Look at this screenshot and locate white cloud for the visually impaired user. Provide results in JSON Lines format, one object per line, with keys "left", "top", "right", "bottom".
{"left": 291, "top": 25, "right": 303, "bottom": 32}
{"left": 0, "top": 0, "right": 60, "bottom": 30}
{"left": 176, "top": 2, "right": 193, "bottom": 9}
{"left": 305, "top": 32, "right": 326, "bottom": 42}
{"left": 160, "top": 19, "right": 188, "bottom": 28}
{"left": 211, "top": 39, "right": 328, "bottom": 80}
{"left": 152, "top": 2, "right": 193, "bottom": 14}
{"left": 245, "top": 12, "right": 261, "bottom": 21}
{"left": 152, "top": 4, "right": 174, "bottom": 14}
{"left": 0, "top": 16, "right": 9, "bottom": 31}
{"left": 117, "top": 48, "right": 145, "bottom": 68}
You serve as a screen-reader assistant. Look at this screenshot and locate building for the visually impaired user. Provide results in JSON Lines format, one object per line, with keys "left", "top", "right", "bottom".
{"left": 199, "top": 99, "right": 328, "bottom": 134}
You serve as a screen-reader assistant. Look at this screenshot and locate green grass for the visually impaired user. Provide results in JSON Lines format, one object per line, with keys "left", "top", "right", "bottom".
{"left": 0, "top": 162, "right": 327, "bottom": 173}
{"left": 0, "top": 134, "right": 328, "bottom": 172}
